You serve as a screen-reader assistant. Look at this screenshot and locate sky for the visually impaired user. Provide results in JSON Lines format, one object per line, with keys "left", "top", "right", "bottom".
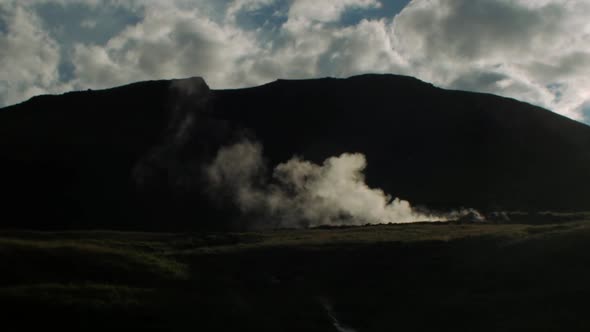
{"left": 1, "top": 0, "right": 589, "bottom": 122}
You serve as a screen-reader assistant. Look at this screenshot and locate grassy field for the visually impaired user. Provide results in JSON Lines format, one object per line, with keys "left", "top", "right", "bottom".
{"left": 2, "top": 219, "right": 590, "bottom": 331}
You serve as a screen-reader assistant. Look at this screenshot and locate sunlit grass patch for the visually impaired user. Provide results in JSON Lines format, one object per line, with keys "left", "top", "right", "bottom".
{"left": 0, "top": 237, "right": 189, "bottom": 285}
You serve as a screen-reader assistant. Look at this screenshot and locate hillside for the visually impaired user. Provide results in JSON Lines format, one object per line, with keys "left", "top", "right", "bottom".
{"left": 1, "top": 74, "right": 590, "bottom": 230}
{"left": 2, "top": 220, "right": 590, "bottom": 331}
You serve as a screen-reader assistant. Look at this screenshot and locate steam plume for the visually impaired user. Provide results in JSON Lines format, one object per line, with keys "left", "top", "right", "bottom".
{"left": 206, "top": 140, "right": 461, "bottom": 228}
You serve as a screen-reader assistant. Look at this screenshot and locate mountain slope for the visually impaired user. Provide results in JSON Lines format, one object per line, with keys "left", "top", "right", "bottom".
{"left": 1, "top": 74, "right": 589, "bottom": 230}
{"left": 214, "top": 75, "right": 590, "bottom": 212}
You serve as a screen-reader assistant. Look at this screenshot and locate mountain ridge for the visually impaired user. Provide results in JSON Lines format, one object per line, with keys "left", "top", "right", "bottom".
{"left": 1, "top": 74, "right": 589, "bottom": 230}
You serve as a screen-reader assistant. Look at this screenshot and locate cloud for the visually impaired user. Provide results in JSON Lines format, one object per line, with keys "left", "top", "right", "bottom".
{"left": 1, "top": 0, "right": 589, "bottom": 123}
{"left": 391, "top": 0, "right": 590, "bottom": 120}
{"left": 70, "top": 4, "right": 258, "bottom": 89}
{"left": 0, "top": 3, "right": 68, "bottom": 106}
{"left": 288, "top": 0, "right": 381, "bottom": 23}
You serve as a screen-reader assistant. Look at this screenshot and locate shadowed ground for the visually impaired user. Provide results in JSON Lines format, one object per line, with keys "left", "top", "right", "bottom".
{"left": 2, "top": 218, "right": 590, "bottom": 331}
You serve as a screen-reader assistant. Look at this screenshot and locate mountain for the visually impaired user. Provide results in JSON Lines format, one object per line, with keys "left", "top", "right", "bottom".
{"left": 1, "top": 74, "right": 590, "bottom": 230}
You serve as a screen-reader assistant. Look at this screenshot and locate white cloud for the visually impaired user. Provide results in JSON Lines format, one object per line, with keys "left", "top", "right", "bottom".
{"left": 1, "top": 0, "right": 589, "bottom": 123}
{"left": 0, "top": 3, "right": 68, "bottom": 105}
{"left": 328, "top": 19, "right": 406, "bottom": 76}
{"left": 71, "top": 4, "right": 259, "bottom": 89}
{"left": 391, "top": 0, "right": 590, "bottom": 120}
{"left": 288, "top": 0, "right": 381, "bottom": 23}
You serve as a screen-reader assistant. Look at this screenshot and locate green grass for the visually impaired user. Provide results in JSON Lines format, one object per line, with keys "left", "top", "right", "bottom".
{"left": 0, "top": 283, "right": 152, "bottom": 308}
{"left": 3, "top": 219, "right": 590, "bottom": 331}
{"left": 0, "top": 237, "right": 188, "bottom": 285}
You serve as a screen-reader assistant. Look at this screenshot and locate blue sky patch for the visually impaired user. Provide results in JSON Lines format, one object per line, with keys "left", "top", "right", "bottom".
{"left": 341, "top": 0, "right": 410, "bottom": 26}
{"left": 582, "top": 103, "right": 590, "bottom": 123}
{"left": 35, "top": 2, "right": 141, "bottom": 85}
{"left": 0, "top": 14, "right": 7, "bottom": 35}
{"left": 36, "top": 2, "right": 141, "bottom": 47}
{"left": 233, "top": 1, "right": 289, "bottom": 31}
{"left": 546, "top": 82, "right": 565, "bottom": 104}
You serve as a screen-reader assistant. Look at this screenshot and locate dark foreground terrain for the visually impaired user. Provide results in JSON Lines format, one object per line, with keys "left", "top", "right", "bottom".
{"left": 3, "top": 218, "right": 590, "bottom": 331}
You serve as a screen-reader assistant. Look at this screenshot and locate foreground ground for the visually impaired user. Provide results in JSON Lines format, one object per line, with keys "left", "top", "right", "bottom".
{"left": 2, "top": 218, "right": 590, "bottom": 331}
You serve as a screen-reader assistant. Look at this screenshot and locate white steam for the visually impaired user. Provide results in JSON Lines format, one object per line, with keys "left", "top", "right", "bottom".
{"left": 206, "top": 140, "right": 461, "bottom": 228}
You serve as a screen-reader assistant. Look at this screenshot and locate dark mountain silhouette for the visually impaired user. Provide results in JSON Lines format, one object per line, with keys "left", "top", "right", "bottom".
{"left": 1, "top": 74, "right": 590, "bottom": 230}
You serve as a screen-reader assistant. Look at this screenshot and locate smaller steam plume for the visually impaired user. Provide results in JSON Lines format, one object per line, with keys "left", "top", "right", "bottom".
{"left": 206, "top": 139, "right": 473, "bottom": 228}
